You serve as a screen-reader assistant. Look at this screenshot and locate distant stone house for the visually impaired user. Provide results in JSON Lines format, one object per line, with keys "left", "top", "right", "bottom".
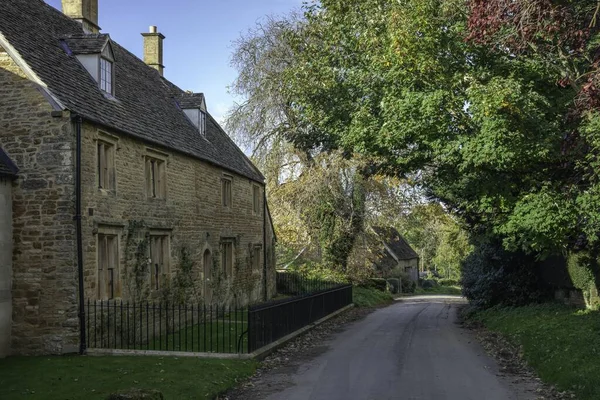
{"left": 371, "top": 226, "right": 420, "bottom": 283}
{"left": 0, "top": 0, "right": 276, "bottom": 356}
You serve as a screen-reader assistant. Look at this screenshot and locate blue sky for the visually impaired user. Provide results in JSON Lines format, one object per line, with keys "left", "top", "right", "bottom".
{"left": 45, "top": 0, "right": 303, "bottom": 122}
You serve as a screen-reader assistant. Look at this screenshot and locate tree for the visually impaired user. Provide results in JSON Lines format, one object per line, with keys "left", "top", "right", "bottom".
{"left": 228, "top": 5, "right": 474, "bottom": 278}
{"left": 278, "top": 0, "right": 600, "bottom": 259}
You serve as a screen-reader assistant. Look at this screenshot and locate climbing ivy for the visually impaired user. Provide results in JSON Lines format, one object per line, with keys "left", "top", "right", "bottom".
{"left": 124, "top": 220, "right": 150, "bottom": 301}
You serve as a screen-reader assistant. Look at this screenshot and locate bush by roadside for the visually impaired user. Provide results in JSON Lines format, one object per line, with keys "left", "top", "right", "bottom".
{"left": 461, "top": 239, "right": 550, "bottom": 308}
{"left": 353, "top": 286, "right": 394, "bottom": 307}
{"left": 466, "top": 303, "right": 600, "bottom": 400}
{"left": 415, "top": 285, "right": 462, "bottom": 296}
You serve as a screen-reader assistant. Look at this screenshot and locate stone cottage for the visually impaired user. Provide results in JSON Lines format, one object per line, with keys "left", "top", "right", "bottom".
{"left": 0, "top": 0, "right": 276, "bottom": 356}
{"left": 371, "top": 226, "right": 420, "bottom": 283}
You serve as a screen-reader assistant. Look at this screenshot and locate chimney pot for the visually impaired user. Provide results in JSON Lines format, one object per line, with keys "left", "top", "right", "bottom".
{"left": 149, "top": 26, "right": 157, "bottom": 34}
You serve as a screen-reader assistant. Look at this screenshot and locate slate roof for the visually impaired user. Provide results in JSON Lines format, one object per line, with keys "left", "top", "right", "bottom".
{"left": 178, "top": 93, "right": 206, "bottom": 110}
{"left": 0, "top": 147, "right": 18, "bottom": 179}
{"left": 372, "top": 226, "right": 419, "bottom": 261}
{"left": 62, "top": 33, "right": 110, "bottom": 55}
{"left": 0, "top": 0, "right": 263, "bottom": 182}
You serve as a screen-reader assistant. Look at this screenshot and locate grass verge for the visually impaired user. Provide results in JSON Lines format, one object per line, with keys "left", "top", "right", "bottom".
{"left": 353, "top": 286, "right": 394, "bottom": 307}
{"left": 415, "top": 285, "right": 462, "bottom": 296}
{"left": 0, "top": 355, "right": 257, "bottom": 400}
{"left": 470, "top": 303, "right": 600, "bottom": 400}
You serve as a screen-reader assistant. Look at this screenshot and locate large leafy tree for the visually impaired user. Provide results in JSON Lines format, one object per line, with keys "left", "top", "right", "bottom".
{"left": 279, "top": 0, "right": 600, "bottom": 257}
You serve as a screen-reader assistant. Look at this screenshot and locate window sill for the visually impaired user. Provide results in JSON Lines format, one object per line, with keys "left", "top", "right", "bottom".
{"left": 147, "top": 196, "right": 167, "bottom": 202}
{"left": 98, "top": 188, "right": 116, "bottom": 196}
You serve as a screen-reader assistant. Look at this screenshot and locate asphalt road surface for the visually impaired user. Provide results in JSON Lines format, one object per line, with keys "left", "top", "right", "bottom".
{"left": 264, "top": 298, "right": 535, "bottom": 400}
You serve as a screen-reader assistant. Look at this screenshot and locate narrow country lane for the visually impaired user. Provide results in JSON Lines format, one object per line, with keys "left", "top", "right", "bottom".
{"left": 257, "top": 298, "right": 536, "bottom": 400}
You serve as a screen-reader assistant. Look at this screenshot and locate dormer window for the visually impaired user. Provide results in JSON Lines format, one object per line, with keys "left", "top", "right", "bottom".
{"left": 61, "top": 34, "right": 116, "bottom": 97}
{"left": 178, "top": 93, "right": 208, "bottom": 135}
{"left": 100, "top": 58, "right": 113, "bottom": 94}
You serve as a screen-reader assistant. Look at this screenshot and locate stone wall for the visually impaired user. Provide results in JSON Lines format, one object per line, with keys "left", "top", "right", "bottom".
{"left": 80, "top": 122, "right": 273, "bottom": 306}
{"left": 0, "top": 178, "right": 13, "bottom": 358}
{"left": 398, "top": 259, "right": 419, "bottom": 282}
{"left": 0, "top": 48, "right": 79, "bottom": 355}
{"left": 0, "top": 46, "right": 275, "bottom": 355}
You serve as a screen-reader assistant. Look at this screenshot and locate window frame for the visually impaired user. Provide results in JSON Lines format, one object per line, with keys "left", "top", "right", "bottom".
{"left": 97, "top": 138, "right": 116, "bottom": 191}
{"left": 97, "top": 229, "right": 120, "bottom": 300}
{"left": 149, "top": 232, "right": 171, "bottom": 291}
{"left": 221, "top": 175, "right": 233, "bottom": 208}
{"left": 252, "top": 245, "right": 262, "bottom": 272}
{"left": 145, "top": 154, "right": 167, "bottom": 199}
{"left": 252, "top": 184, "right": 261, "bottom": 215}
{"left": 199, "top": 110, "right": 207, "bottom": 136}
{"left": 221, "top": 239, "right": 234, "bottom": 278}
{"left": 99, "top": 57, "right": 114, "bottom": 95}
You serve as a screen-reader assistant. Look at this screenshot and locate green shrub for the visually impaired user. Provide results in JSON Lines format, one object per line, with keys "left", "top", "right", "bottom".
{"left": 437, "top": 278, "right": 459, "bottom": 286}
{"left": 420, "top": 279, "right": 438, "bottom": 289}
{"left": 353, "top": 286, "right": 393, "bottom": 307}
{"left": 365, "top": 278, "right": 388, "bottom": 292}
{"left": 567, "top": 251, "right": 600, "bottom": 309}
{"left": 386, "top": 278, "right": 401, "bottom": 294}
{"left": 401, "top": 277, "right": 417, "bottom": 294}
{"left": 461, "top": 239, "right": 550, "bottom": 308}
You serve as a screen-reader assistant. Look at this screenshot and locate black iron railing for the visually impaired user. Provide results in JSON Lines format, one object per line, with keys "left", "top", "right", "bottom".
{"left": 85, "top": 300, "right": 248, "bottom": 354}
{"left": 247, "top": 284, "right": 353, "bottom": 352}
{"left": 276, "top": 270, "right": 341, "bottom": 295}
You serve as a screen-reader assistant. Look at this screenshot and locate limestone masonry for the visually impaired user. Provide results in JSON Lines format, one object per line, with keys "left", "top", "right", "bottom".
{"left": 0, "top": 0, "right": 276, "bottom": 356}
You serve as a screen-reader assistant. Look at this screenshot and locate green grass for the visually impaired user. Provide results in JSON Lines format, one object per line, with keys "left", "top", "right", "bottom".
{"left": 472, "top": 303, "right": 600, "bottom": 400}
{"left": 414, "top": 285, "right": 462, "bottom": 296}
{"left": 353, "top": 286, "right": 394, "bottom": 307}
{"left": 0, "top": 355, "right": 257, "bottom": 400}
{"left": 150, "top": 319, "right": 248, "bottom": 353}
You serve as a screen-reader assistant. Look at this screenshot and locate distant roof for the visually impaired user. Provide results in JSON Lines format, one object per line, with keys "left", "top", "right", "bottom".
{"left": 0, "top": 148, "right": 18, "bottom": 179}
{"left": 372, "top": 226, "right": 419, "bottom": 261}
{"left": 1, "top": 0, "right": 263, "bottom": 182}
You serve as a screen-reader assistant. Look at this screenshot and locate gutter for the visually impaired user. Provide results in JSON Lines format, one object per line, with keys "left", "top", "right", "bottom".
{"left": 73, "top": 115, "right": 86, "bottom": 354}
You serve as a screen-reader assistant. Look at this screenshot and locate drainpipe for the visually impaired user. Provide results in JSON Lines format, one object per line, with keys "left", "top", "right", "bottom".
{"left": 73, "top": 115, "right": 86, "bottom": 354}
{"left": 262, "top": 187, "right": 268, "bottom": 302}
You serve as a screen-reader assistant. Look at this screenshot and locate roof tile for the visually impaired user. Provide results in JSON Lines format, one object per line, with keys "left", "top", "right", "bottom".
{"left": 1, "top": 0, "right": 263, "bottom": 182}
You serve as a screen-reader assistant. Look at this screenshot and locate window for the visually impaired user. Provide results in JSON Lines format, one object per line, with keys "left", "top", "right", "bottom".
{"left": 252, "top": 185, "right": 261, "bottom": 215}
{"left": 145, "top": 157, "right": 166, "bottom": 199}
{"left": 252, "top": 246, "right": 262, "bottom": 272}
{"left": 97, "top": 140, "right": 115, "bottom": 190}
{"left": 222, "top": 176, "right": 232, "bottom": 207}
{"left": 97, "top": 233, "right": 119, "bottom": 300}
{"left": 100, "top": 58, "right": 113, "bottom": 94}
{"left": 200, "top": 110, "right": 207, "bottom": 136}
{"left": 149, "top": 234, "right": 170, "bottom": 290}
{"left": 221, "top": 240, "right": 234, "bottom": 278}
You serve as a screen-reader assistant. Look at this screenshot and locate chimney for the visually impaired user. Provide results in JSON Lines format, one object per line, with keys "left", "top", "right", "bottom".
{"left": 62, "top": 0, "right": 100, "bottom": 34}
{"left": 142, "top": 26, "right": 165, "bottom": 76}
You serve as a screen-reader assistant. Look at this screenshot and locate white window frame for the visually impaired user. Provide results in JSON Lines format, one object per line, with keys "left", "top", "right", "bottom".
{"left": 100, "top": 57, "right": 114, "bottom": 95}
